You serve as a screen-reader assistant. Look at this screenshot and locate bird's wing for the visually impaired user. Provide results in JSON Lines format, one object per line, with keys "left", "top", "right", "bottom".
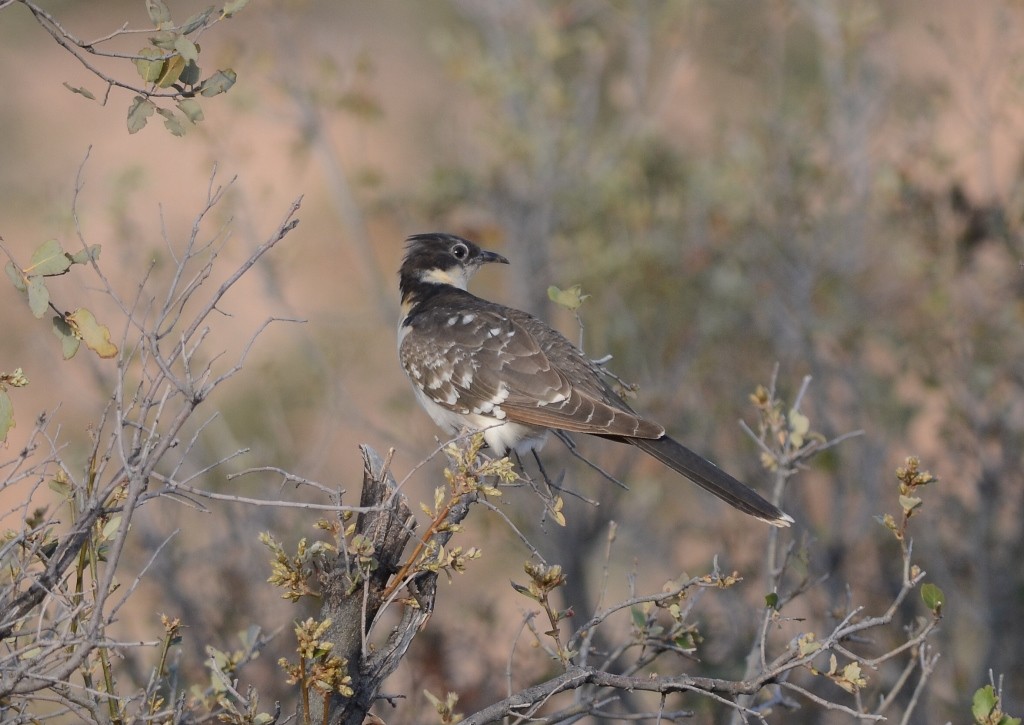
{"left": 400, "top": 303, "right": 664, "bottom": 439}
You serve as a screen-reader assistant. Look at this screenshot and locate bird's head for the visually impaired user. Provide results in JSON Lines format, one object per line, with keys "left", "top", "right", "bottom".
{"left": 400, "top": 233, "right": 509, "bottom": 298}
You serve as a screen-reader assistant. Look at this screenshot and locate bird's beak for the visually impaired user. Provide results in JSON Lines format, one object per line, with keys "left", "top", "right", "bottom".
{"left": 479, "top": 249, "right": 509, "bottom": 265}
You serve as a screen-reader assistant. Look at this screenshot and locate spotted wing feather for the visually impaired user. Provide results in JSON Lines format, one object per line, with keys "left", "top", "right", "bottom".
{"left": 400, "top": 302, "right": 663, "bottom": 439}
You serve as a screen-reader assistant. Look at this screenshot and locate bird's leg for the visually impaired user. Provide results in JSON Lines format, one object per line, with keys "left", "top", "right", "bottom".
{"left": 526, "top": 450, "right": 601, "bottom": 508}
{"left": 512, "top": 451, "right": 563, "bottom": 521}
{"left": 552, "top": 431, "right": 630, "bottom": 491}
{"left": 531, "top": 450, "right": 559, "bottom": 491}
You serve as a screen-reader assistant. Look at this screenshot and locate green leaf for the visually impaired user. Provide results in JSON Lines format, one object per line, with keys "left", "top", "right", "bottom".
{"left": 173, "top": 35, "right": 199, "bottom": 63}
{"left": 52, "top": 315, "right": 81, "bottom": 359}
{"left": 177, "top": 98, "right": 205, "bottom": 123}
{"left": 66, "top": 308, "right": 118, "bottom": 359}
{"left": 630, "top": 606, "right": 646, "bottom": 630}
{"left": 179, "top": 7, "right": 215, "bottom": 34}
{"left": 27, "top": 276, "right": 49, "bottom": 318}
{"left": 156, "top": 107, "right": 186, "bottom": 136}
{"left": 146, "top": 0, "right": 172, "bottom": 26}
{"left": 127, "top": 96, "right": 156, "bottom": 134}
{"left": 974, "top": 685, "right": 998, "bottom": 722}
{"left": 0, "top": 390, "right": 13, "bottom": 444}
{"left": 765, "top": 592, "right": 780, "bottom": 610}
{"left": 547, "top": 284, "right": 589, "bottom": 311}
{"left": 134, "top": 47, "right": 165, "bottom": 84}
{"left": 69, "top": 245, "right": 101, "bottom": 265}
{"left": 921, "top": 582, "right": 944, "bottom": 614}
{"left": 5, "top": 261, "right": 27, "bottom": 291}
{"left": 200, "top": 69, "right": 237, "bottom": 97}
{"left": 27, "top": 239, "right": 72, "bottom": 276}
{"left": 62, "top": 82, "right": 96, "bottom": 100}
{"left": 222, "top": 0, "right": 251, "bottom": 17}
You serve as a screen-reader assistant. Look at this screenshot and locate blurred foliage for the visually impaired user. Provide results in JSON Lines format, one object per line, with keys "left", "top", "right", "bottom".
{"left": 2, "top": 0, "right": 1023, "bottom": 722}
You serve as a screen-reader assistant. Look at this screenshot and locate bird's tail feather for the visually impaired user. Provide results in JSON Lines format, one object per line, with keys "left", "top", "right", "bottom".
{"left": 623, "top": 435, "right": 793, "bottom": 527}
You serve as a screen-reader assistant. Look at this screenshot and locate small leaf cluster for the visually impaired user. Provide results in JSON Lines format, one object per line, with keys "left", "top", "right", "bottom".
{"left": 260, "top": 531, "right": 337, "bottom": 603}
{"left": 749, "top": 384, "right": 826, "bottom": 471}
{"left": 411, "top": 540, "right": 482, "bottom": 585}
{"left": 408, "top": 435, "right": 515, "bottom": 579}
{"left": 125, "top": 0, "right": 247, "bottom": 135}
{"left": 629, "top": 588, "right": 702, "bottom": 657}
{"left": 188, "top": 627, "right": 275, "bottom": 724}
{"left": 793, "top": 633, "right": 869, "bottom": 694}
{"left": 278, "top": 618, "right": 354, "bottom": 718}
{"left": 382, "top": 435, "right": 514, "bottom": 603}
{"left": 880, "top": 456, "right": 937, "bottom": 540}
{"left": 4, "top": 239, "right": 116, "bottom": 361}
{"left": 512, "top": 562, "right": 574, "bottom": 664}
{"left": 634, "top": 571, "right": 733, "bottom": 654}
{"left": 442, "top": 433, "right": 519, "bottom": 495}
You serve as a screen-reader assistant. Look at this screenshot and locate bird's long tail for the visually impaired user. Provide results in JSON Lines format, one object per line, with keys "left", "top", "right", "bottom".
{"left": 619, "top": 435, "right": 793, "bottom": 527}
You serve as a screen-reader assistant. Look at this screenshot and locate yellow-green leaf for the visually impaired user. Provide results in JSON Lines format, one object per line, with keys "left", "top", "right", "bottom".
{"left": 101, "top": 516, "right": 123, "bottom": 542}
{"left": 146, "top": 0, "right": 172, "bottom": 26}
{"left": 5, "top": 261, "right": 27, "bottom": 291}
{"left": 899, "top": 494, "right": 923, "bottom": 514}
{"left": 69, "top": 245, "right": 101, "bottom": 265}
{"left": 223, "top": 0, "right": 250, "bottom": 17}
{"left": 797, "top": 632, "right": 820, "bottom": 656}
{"left": 150, "top": 30, "right": 178, "bottom": 50}
{"left": 27, "top": 239, "right": 72, "bottom": 276}
{"left": 62, "top": 82, "right": 96, "bottom": 100}
{"left": 48, "top": 471, "right": 72, "bottom": 498}
{"left": 177, "top": 98, "right": 204, "bottom": 123}
{"left": 179, "top": 7, "right": 214, "bottom": 34}
{"left": 134, "top": 47, "right": 165, "bottom": 83}
{"left": 27, "top": 276, "right": 49, "bottom": 318}
{"left": 200, "top": 68, "right": 237, "bottom": 96}
{"left": 156, "top": 107, "right": 186, "bottom": 136}
{"left": 157, "top": 54, "right": 186, "bottom": 87}
{"left": 66, "top": 309, "right": 118, "bottom": 359}
{"left": 788, "top": 409, "right": 810, "bottom": 448}
{"left": 550, "top": 496, "right": 566, "bottom": 527}
{"left": 173, "top": 35, "right": 199, "bottom": 63}
{"left": 127, "top": 96, "right": 156, "bottom": 134}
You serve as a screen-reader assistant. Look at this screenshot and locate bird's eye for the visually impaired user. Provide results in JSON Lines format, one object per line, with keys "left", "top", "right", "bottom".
{"left": 451, "top": 243, "right": 469, "bottom": 260}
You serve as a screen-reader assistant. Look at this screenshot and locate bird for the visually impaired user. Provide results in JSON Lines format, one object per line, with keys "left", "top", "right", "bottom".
{"left": 397, "top": 232, "right": 793, "bottom": 527}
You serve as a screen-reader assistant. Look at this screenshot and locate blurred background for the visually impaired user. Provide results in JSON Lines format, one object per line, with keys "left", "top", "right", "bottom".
{"left": 1, "top": 1, "right": 1022, "bottom": 722}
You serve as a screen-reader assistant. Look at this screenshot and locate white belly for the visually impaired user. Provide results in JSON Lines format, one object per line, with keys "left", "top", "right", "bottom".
{"left": 411, "top": 384, "right": 549, "bottom": 455}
